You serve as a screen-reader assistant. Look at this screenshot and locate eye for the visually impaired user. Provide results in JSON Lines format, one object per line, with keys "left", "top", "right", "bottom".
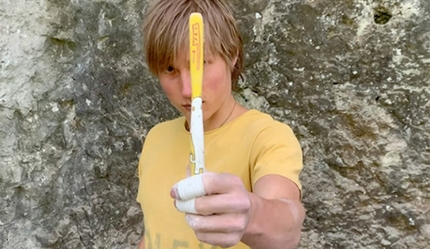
{"left": 166, "top": 65, "right": 175, "bottom": 73}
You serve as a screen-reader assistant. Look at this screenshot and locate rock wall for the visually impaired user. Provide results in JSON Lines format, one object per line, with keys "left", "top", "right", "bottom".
{"left": 0, "top": 0, "right": 429, "bottom": 248}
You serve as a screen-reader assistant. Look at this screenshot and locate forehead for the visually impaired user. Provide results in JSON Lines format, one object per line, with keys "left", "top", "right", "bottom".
{"left": 168, "top": 44, "right": 218, "bottom": 65}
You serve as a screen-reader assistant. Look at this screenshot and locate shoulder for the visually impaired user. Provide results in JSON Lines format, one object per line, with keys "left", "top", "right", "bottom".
{"left": 241, "top": 110, "right": 300, "bottom": 151}
{"left": 146, "top": 116, "right": 186, "bottom": 140}
{"left": 236, "top": 109, "right": 294, "bottom": 135}
{"left": 222, "top": 109, "right": 298, "bottom": 149}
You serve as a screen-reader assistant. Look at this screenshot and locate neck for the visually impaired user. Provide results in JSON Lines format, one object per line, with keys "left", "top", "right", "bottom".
{"left": 218, "top": 100, "right": 236, "bottom": 127}
{"left": 205, "top": 98, "right": 237, "bottom": 131}
{"left": 185, "top": 98, "right": 238, "bottom": 132}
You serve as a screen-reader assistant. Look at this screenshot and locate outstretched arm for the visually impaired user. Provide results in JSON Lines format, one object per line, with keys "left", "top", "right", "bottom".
{"left": 171, "top": 172, "right": 305, "bottom": 249}
{"left": 242, "top": 174, "right": 305, "bottom": 249}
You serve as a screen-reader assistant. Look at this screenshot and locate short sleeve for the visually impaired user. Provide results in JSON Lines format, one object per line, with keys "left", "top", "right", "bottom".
{"left": 249, "top": 123, "right": 303, "bottom": 191}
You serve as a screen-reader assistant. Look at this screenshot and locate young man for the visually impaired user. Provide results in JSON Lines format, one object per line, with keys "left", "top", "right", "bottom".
{"left": 136, "top": 0, "right": 305, "bottom": 248}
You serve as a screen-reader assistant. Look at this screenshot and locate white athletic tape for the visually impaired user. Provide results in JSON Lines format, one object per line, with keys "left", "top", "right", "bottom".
{"left": 177, "top": 174, "right": 206, "bottom": 200}
{"left": 176, "top": 199, "right": 198, "bottom": 214}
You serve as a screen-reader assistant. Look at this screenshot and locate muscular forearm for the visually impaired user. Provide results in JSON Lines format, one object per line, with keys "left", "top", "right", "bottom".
{"left": 241, "top": 193, "right": 305, "bottom": 249}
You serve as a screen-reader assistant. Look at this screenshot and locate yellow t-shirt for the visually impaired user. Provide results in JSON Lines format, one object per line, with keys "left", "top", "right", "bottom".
{"left": 136, "top": 110, "right": 303, "bottom": 249}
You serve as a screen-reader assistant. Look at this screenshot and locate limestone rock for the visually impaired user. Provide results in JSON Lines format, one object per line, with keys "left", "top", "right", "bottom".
{"left": 0, "top": 0, "right": 429, "bottom": 248}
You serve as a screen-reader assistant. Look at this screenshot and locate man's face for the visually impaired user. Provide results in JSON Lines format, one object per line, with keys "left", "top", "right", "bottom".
{"left": 158, "top": 51, "right": 234, "bottom": 130}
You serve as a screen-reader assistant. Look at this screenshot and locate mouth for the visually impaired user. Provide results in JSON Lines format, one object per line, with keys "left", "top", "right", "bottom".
{"left": 182, "top": 104, "right": 192, "bottom": 111}
{"left": 182, "top": 101, "right": 204, "bottom": 111}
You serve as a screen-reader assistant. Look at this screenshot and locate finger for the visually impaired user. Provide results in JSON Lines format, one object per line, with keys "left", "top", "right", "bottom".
{"left": 175, "top": 198, "right": 198, "bottom": 214}
{"left": 171, "top": 174, "right": 206, "bottom": 200}
{"left": 193, "top": 231, "right": 241, "bottom": 249}
{"left": 194, "top": 193, "right": 251, "bottom": 215}
{"left": 185, "top": 213, "right": 247, "bottom": 234}
{"left": 202, "top": 173, "right": 245, "bottom": 195}
{"left": 175, "top": 192, "right": 250, "bottom": 215}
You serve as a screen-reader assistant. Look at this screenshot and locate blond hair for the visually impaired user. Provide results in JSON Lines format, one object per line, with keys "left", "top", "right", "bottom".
{"left": 143, "top": 0, "right": 244, "bottom": 90}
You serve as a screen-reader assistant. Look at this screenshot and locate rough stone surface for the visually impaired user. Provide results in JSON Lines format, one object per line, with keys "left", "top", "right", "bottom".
{"left": 1, "top": 0, "right": 429, "bottom": 248}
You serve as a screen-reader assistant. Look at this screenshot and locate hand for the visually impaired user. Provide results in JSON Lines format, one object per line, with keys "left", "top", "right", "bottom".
{"left": 170, "top": 172, "right": 252, "bottom": 248}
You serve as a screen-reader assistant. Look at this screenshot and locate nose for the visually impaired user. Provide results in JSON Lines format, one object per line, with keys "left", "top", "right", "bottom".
{"left": 180, "top": 70, "right": 192, "bottom": 98}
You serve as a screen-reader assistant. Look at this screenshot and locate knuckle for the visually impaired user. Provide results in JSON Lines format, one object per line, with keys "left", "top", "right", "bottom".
{"left": 231, "top": 216, "right": 247, "bottom": 231}
{"left": 230, "top": 193, "right": 251, "bottom": 212}
{"left": 237, "top": 197, "right": 251, "bottom": 212}
{"left": 229, "top": 174, "right": 243, "bottom": 186}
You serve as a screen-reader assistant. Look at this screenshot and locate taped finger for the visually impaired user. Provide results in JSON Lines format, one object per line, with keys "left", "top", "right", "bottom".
{"left": 176, "top": 174, "right": 206, "bottom": 200}
{"left": 176, "top": 198, "right": 197, "bottom": 214}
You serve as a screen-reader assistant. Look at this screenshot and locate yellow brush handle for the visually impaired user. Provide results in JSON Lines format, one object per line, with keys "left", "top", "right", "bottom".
{"left": 189, "top": 13, "right": 205, "bottom": 176}
{"left": 189, "top": 13, "right": 204, "bottom": 98}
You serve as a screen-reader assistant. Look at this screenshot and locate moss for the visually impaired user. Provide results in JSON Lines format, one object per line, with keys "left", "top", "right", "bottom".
{"left": 45, "top": 37, "right": 77, "bottom": 60}
{"left": 48, "top": 37, "right": 76, "bottom": 50}
{"left": 374, "top": 6, "right": 392, "bottom": 25}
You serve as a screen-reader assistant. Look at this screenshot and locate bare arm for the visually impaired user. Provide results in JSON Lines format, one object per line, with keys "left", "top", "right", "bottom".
{"left": 171, "top": 173, "right": 304, "bottom": 249}
{"left": 241, "top": 174, "right": 305, "bottom": 249}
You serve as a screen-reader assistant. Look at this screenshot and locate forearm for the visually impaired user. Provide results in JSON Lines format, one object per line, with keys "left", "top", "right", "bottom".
{"left": 241, "top": 193, "right": 305, "bottom": 249}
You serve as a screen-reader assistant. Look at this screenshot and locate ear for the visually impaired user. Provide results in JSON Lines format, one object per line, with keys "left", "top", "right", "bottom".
{"left": 232, "top": 51, "right": 239, "bottom": 68}
{"left": 232, "top": 50, "right": 239, "bottom": 67}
